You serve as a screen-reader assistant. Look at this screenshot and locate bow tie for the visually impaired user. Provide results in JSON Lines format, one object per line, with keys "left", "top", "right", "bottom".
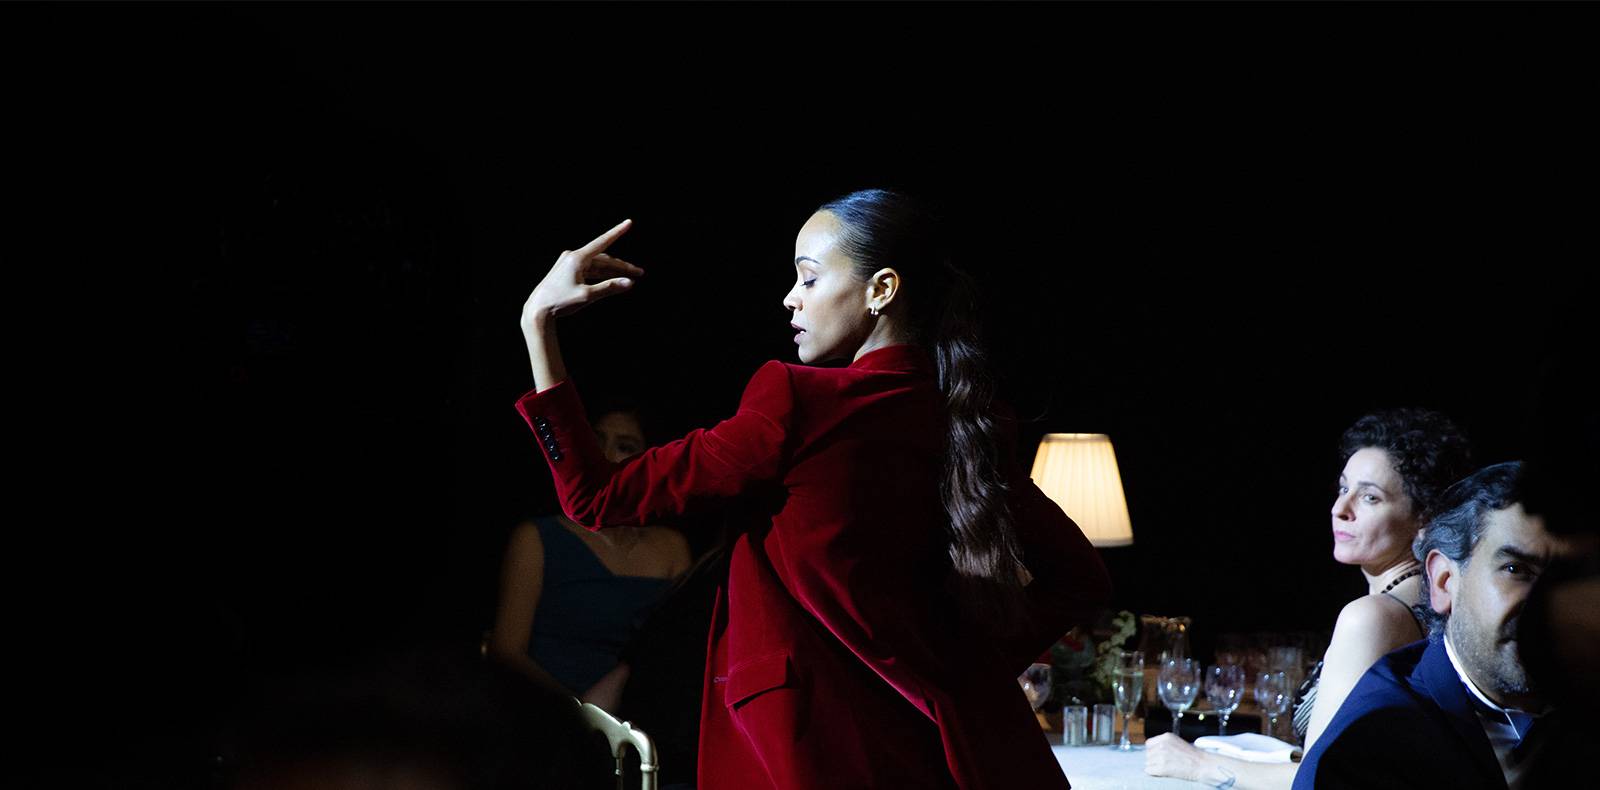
{"left": 1506, "top": 710, "right": 1535, "bottom": 743}
{"left": 1461, "top": 687, "right": 1541, "bottom": 748}
{"left": 1508, "top": 708, "right": 1564, "bottom": 765}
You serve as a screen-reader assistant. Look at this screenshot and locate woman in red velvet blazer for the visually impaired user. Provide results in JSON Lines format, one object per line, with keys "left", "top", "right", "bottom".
{"left": 516, "top": 190, "right": 1112, "bottom": 789}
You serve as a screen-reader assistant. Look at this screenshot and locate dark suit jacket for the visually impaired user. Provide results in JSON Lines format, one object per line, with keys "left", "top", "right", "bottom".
{"left": 1294, "top": 637, "right": 1507, "bottom": 790}
{"left": 516, "top": 344, "right": 1112, "bottom": 789}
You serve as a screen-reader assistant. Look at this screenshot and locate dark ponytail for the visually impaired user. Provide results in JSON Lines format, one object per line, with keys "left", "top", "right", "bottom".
{"left": 817, "top": 189, "right": 1030, "bottom": 637}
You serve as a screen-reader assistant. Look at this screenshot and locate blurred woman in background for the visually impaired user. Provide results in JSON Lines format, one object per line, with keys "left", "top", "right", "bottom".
{"left": 489, "top": 405, "right": 691, "bottom": 712}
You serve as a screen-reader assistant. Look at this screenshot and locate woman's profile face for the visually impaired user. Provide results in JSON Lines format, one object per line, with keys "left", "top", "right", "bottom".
{"left": 1330, "top": 447, "right": 1419, "bottom": 570}
{"left": 783, "top": 211, "right": 874, "bottom": 364}
{"left": 593, "top": 411, "right": 646, "bottom": 463}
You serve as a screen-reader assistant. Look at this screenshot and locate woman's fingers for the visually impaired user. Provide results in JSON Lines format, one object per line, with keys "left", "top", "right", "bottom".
{"left": 577, "top": 218, "right": 632, "bottom": 257}
{"left": 587, "top": 254, "right": 644, "bottom": 284}
{"left": 523, "top": 220, "right": 640, "bottom": 323}
{"left": 591, "top": 252, "right": 645, "bottom": 277}
{"left": 582, "top": 276, "right": 635, "bottom": 301}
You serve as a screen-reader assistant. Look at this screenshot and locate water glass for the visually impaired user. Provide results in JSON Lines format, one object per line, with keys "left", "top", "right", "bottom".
{"left": 1092, "top": 704, "right": 1115, "bottom": 745}
{"left": 1065, "top": 705, "right": 1089, "bottom": 746}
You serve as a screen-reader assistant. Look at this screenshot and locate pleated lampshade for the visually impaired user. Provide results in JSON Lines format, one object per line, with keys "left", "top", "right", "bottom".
{"left": 1029, "top": 433, "right": 1134, "bottom": 547}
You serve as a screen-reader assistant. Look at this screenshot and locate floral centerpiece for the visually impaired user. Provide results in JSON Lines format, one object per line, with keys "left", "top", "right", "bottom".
{"left": 1049, "top": 609, "right": 1137, "bottom": 708}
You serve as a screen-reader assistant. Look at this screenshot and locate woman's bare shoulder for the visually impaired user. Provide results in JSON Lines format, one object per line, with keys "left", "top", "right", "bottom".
{"left": 508, "top": 519, "right": 546, "bottom": 546}
{"left": 1332, "top": 593, "right": 1422, "bottom": 652}
{"left": 640, "top": 526, "right": 691, "bottom": 558}
{"left": 638, "top": 525, "right": 686, "bottom": 544}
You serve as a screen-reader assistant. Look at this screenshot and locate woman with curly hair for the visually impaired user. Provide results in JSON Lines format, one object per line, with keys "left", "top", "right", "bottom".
{"left": 1146, "top": 408, "right": 1474, "bottom": 789}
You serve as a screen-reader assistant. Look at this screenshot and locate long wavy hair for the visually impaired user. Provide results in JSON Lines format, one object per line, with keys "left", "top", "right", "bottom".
{"left": 816, "top": 188, "right": 1029, "bottom": 636}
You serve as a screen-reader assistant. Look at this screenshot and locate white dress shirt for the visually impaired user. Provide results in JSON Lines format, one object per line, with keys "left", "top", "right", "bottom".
{"left": 1444, "top": 635, "right": 1541, "bottom": 790}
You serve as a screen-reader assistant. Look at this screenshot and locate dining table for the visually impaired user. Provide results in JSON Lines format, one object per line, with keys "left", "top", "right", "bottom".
{"left": 1048, "top": 730, "right": 1199, "bottom": 790}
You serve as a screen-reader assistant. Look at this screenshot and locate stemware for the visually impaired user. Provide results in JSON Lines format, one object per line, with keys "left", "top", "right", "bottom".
{"left": 1205, "top": 664, "right": 1246, "bottom": 735}
{"left": 1157, "top": 658, "right": 1200, "bottom": 740}
{"left": 1111, "top": 650, "right": 1144, "bottom": 751}
{"left": 1254, "top": 670, "right": 1293, "bottom": 738}
{"left": 1138, "top": 615, "right": 1192, "bottom": 664}
{"left": 1267, "top": 645, "right": 1305, "bottom": 690}
{"left": 1019, "top": 662, "right": 1053, "bottom": 712}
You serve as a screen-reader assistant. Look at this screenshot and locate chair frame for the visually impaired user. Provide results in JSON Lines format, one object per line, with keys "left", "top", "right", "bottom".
{"left": 577, "top": 700, "right": 659, "bottom": 790}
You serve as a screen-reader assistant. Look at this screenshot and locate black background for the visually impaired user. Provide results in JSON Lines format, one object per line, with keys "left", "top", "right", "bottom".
{"left": 16, "top": 2, "right": 1596, "bottom": 783}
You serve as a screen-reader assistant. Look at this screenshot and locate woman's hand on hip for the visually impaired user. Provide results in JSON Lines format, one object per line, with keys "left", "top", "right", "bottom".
{"left": 521, "top": 219, "right": 645, "bottom": 329}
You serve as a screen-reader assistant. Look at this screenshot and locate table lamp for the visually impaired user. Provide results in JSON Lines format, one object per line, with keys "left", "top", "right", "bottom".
{"left": 1029, "top": 433, "right": 1134, "bottom": 547}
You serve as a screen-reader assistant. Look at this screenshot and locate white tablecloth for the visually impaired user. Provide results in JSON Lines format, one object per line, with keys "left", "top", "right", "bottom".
{"left": 1049, "top": 732, "right": 1199, "bottom": 790}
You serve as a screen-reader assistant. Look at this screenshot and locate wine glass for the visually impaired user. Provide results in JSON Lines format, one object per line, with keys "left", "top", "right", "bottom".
{"left": 1110, "top": 650, "right": 1144, "bottom": 751}
{"left": 1254, "top": 670, "right": 1292, "bottom": 738}
{"left": 1159, "top": 618, "right": 1190, "bottom": 663}
{"left": 1267, "top": 645, "right": 1305, "bottom": 691}
{"left": 1158, "top": 658, "right": 1200, "bottom": 740}
{"left": 1205, "top": 664, "right": 1245, "bottom": 735}
{"left": 1019, "top": 662, "right": 1053, "bottom": 712}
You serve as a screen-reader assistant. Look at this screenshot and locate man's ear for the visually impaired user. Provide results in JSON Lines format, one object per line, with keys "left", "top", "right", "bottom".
{"left": 1425, "top": 548, "right": 1457, "bottom": 618}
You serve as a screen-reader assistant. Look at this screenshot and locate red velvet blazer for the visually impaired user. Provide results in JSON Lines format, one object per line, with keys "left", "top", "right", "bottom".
{"left": 516, "top": 344, "right": 1111, "bottom": 789}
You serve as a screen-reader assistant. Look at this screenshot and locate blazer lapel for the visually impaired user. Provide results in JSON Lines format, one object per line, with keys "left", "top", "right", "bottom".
{"left": 1416, "top": 639, "right": 1508, "bottom": 789}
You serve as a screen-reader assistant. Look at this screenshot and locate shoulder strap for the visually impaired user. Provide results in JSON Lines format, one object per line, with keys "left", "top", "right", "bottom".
{"left": 1382, "top": 590, "right": 1428, "bottom": 639}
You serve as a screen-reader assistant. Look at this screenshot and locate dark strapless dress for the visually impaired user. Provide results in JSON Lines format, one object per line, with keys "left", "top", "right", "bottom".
{"left": 528, "top": 516, "right": 674, "bottom": 695}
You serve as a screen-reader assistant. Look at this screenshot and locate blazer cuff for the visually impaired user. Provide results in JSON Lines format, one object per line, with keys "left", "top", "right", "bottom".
{"left": 514, "top": 379, "right": 593, "bottom": 467}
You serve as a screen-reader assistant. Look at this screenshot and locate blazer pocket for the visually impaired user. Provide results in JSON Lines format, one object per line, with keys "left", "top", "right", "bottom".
{"left": 724, "top": 650, "right": 794, "bottom": 710}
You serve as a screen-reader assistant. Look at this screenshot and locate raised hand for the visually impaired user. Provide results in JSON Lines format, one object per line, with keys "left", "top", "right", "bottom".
{"left": 520, "top": 219, "right": 645, "bottom": 392}
{"left": 521, "top": 219, "right": 645, "bottom": 328}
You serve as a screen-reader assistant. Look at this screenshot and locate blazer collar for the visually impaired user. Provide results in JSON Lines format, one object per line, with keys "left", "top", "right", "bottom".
{"left": 1417, "top": 637, "right": 1508, "bottom": 787}
{"left": 848, "top": 343, "right": 935, "bottom": 374}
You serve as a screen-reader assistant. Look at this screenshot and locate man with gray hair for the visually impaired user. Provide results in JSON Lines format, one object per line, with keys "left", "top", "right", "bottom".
{"left": 1294, "top": 461, "right": 1562, "bottom": 790}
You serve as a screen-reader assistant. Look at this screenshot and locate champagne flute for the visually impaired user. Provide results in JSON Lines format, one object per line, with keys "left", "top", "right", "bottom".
{"left": 1111, "top": 650, "right": 1144, "bottom": 751}
{"left": 1158, "top": 658, "right": 1200, "bottom": 740}
{"left": 1205, "top": 664, "right": 1245, "bottom": 735}
{"left": 1254, "top": 670, "right": 1292, "bottom": 738}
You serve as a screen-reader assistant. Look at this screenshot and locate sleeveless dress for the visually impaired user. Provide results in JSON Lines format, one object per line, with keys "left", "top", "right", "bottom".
{"left": 527, "top": 515, "right": 674, "bottom": 695}
{"left": 1292, "top": 590, "right": 1428, "bottom": 743}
